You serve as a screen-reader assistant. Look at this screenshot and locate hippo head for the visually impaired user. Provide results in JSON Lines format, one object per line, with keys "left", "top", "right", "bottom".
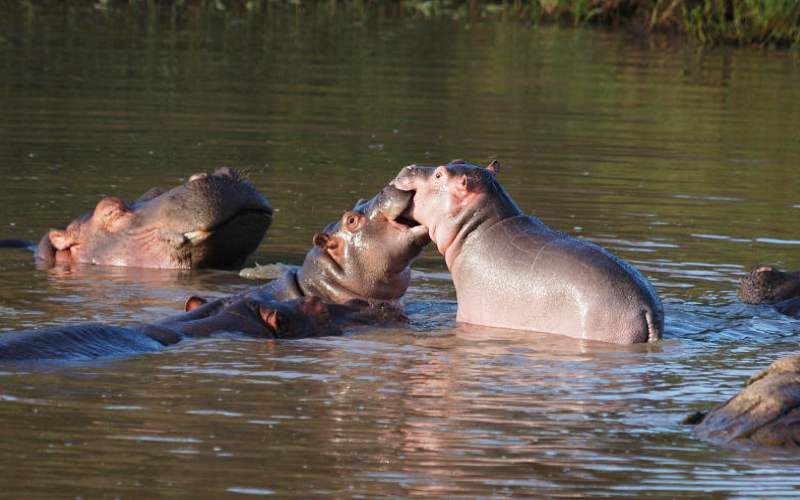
{"left": 738, "top": 266, "right": 800, "bottom": 305}
{"left": 155, "top": 294, "right": 340, "bottom": 340}
{"left": 298, "top": 185, "right": 430, "bottom": 303}
{"left": 37, "top": 167, "right": 273, "bottom": 269}
{"left": 391, "top": 159, "right": 513, "bottom": 256}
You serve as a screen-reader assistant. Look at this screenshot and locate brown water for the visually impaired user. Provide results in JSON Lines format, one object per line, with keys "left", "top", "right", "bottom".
{"left": 1, "top": 3, "right": 800, "bottom": 497}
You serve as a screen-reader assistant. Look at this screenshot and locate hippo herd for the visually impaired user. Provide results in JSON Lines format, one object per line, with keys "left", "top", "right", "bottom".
{"left": 2, "top": 159, "right": 800, "bottom": 451}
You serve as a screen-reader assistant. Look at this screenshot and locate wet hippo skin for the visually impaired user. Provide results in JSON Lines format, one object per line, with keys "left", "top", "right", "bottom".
{"left": 0, "top": 295, "right": 337, "bottom": 361}
{"left": 391, "top": 159, "right": 663, "bottom": 344}
{"left": 1, "top": 167, "right": 273, "bottom": 269}
{"left": 0, "top": 185, "right": 429, "bottom": 361}
{"left": 237, "top": 184, "right": 431, "bottom": 324}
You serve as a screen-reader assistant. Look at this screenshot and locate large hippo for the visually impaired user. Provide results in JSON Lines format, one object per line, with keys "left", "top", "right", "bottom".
{"left": 1, "top": 167, "right": 272, "bottom": 269}
{"left": 391, "top": 159, "right": 663, "bottom": 344}
{"left": 237, "top": 184, "right": 430, "bottom": 320}
{"left": 738, "top": 266, "right": 800, "bottom": 317}
{"left": 0, "top": 294, "right": 337, "bottom": 361}
{"left": 687, "top": 354, "right": 800, "bottom": 449}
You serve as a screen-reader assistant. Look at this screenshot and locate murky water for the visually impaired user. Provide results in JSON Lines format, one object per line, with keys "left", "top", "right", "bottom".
{"left": 1, "top": 3, "right": 800, "bottom": 496}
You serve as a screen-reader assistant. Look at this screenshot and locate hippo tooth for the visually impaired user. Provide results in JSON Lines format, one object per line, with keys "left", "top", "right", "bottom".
{"left": 183, "top": 230, "right": 211, "bottom": 243}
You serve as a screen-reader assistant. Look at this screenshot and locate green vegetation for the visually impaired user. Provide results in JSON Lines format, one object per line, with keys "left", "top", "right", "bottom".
{"left": 420, "top": 0, "right": 800, "bottom": 46}
{"left": 6, "top": 0, "right": 800, "bottom": 46}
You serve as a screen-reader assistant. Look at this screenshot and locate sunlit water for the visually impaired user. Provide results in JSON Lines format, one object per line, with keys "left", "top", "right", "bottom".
{"left": 1, "top": 4, "right": 800, "bottom": 496}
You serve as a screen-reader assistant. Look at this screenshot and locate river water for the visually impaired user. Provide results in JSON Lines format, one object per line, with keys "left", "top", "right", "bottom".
{"left": 1, "top": 3, "right": 799, "bottom": 497}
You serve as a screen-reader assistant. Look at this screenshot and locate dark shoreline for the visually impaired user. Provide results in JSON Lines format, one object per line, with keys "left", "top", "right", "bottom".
{"left": 2, "top": 0, "right": 797, "bottom": 48}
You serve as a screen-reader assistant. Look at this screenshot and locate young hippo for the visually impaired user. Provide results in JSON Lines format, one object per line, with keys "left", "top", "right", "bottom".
{"left": 0, "top": 295, "right": 337, "bottom": 361}
{"left": 238, "top": 184, "right": 430, "bottom": 322}
{"left": 738, "top": 266, "right": 800, "bottom": 317}
{"left": 391, "top": 159, "right": 663, "bottom": 345}
{"left": 1, "top": 167, "right": 273, "bottom": 269}
{"left": 687, "top": 354, "right": 800, "bottom": 449}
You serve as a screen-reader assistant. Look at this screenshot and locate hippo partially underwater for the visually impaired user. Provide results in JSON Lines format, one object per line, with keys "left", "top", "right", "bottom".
{"left": 0, "top": 185, "right": 429, "bottom": 361}
{"left": 686, "top": 354, "right": 800, "bottom": 449}
{"left": 0, "top": 167, "right": 273, "bottom": 269}
{"left": 0, "top": 295, "right": 337, "bottom": 361}
{"left": 738, "top": 266, "right": 800, "bottom": 317}
{"left": 392, "top": 159, "right": 663, "bottom": 345}
{"left": 241, "top": 184, "right": 430, "bottom": 314}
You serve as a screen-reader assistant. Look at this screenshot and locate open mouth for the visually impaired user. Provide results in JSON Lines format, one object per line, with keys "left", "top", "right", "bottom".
{"left": 182, "top": 207, "right": 273, "bottom": 244}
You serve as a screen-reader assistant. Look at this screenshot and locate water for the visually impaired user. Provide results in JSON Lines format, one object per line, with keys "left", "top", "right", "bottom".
{"left": 1, "top": 3, "right": 800, "bottom": 496}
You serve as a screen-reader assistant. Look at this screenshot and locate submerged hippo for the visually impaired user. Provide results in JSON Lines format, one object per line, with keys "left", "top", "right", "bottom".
{"left": 236, "top": 184, "right": 431, "bottom": 321}
{"left": 687, "top": 354, "right": 800, "bottom": 449}
{"left": 0, "top": 295, "right": 337, "bottom": 361}
{"left": 1, "top": 167, "right": 272, "bottom": 269}
{"left": 738, "top": 266, "right": 800, "bottom": 317}
{"left": 391, "top": 159, "right": 663, "bottom": 344}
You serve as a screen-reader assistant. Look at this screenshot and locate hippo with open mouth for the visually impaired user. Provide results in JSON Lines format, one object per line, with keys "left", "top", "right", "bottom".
{"left": 1, "top": 167, "right": 273, "bottom": 269}
{"left": 234, "top": 184, "right": 431, "bottom": 322}
{"left": 391, "top": 159, "right": 663, "bottom": 344}
{"left": 0, "top": 294, "right": 337, "bottom": 361}
{"left": 0, "top": 185, "right": 429, "bottom": 361}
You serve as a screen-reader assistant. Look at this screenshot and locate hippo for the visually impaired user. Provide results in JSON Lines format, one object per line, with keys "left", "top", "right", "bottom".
{"left": 0, "top": 185, "right": 428, "bottom": 361}
{"left": 236, "top": 184, "right": 431, "bottom": 322}
{"left": 0, "top": 167, "right": 272, "bottom": 269}
{"left": 0, "top": 295, "right": 337, "bottom": 361}
{"left": 738, "top": 266, "right": 800, "bottom": 317}
{"left": 686, "top": 354, "right": 800, "bottom": 449}
{"left": 391, "top": 159, "right": 663, "bottom": 344}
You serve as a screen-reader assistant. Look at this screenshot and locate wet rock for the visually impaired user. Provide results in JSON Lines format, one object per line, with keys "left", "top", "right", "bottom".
{"left": 689, "top": 354, "right": 800, "bottom": 448}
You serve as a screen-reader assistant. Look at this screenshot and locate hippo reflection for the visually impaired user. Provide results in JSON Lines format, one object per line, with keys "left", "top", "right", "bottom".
{"left": 1, "top": 167, "right": 272, "bottom": 269}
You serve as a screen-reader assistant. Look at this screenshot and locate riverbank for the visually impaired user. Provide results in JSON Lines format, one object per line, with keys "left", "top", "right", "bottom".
{"left": 3, "top": 0, "right": 799, "bottom": 47}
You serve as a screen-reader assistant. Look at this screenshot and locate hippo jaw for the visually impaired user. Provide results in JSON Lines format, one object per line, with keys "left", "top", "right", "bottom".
{"left": 298, "top": 186, "right": 430, "bottom": 305}
{"left": 38, "top": 167, "right": 273, "bottom": 269}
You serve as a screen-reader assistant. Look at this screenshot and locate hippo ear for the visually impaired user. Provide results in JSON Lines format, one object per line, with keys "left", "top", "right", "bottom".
{"left": 259, "top": 307, "right": 282, "bottom": 333}
{"left": 486, "top": 160, "right": 500, "bottom": 176}
{"left": 48, "top": 229, "right": 75, "bottom": 251}
{"left": 184, "top": 295, "right": 208, "bottom": 312}
{"left": 313, "top": 233, "right": 329, "bottom": 248}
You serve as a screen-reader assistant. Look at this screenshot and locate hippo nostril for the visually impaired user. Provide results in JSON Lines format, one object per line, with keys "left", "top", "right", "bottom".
{"left": 189, "top": 173, "right": 208, "bottom": 182}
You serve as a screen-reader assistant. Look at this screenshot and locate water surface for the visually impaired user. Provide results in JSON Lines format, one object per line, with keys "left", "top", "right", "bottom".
{"left": 1, "top": 4, "right": 800, "bottom": 497}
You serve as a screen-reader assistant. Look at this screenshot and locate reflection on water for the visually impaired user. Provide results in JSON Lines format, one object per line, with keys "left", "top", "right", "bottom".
{"left": 1, "top": 4, "right": 800, "bottom": 497}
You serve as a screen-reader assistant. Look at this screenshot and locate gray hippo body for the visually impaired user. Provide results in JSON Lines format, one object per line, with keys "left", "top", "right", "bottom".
{"left": 0, "top": 186, "right": 428, "bottom": 361}
{"left": 0, "top": 295, "right": 336, "bottom": 362}
{"left": 392, "top": 159, "right": 663, "bottom": 344}
{"left": 239, "top": 185, "right": 430, "bottom": 322}
{"left": 1, "top": 167, "right": 273, "bottom": 269}
{"left": 689, "top": 354, "right": 800, "bottom": 448}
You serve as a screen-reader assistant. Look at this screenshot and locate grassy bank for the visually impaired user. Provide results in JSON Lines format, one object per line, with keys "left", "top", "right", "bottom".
{"left": 9, "top": 0, "right": 800, "bottom": 47}
{"left": 508, "top": 0, "right": 800, "bottom": 46}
